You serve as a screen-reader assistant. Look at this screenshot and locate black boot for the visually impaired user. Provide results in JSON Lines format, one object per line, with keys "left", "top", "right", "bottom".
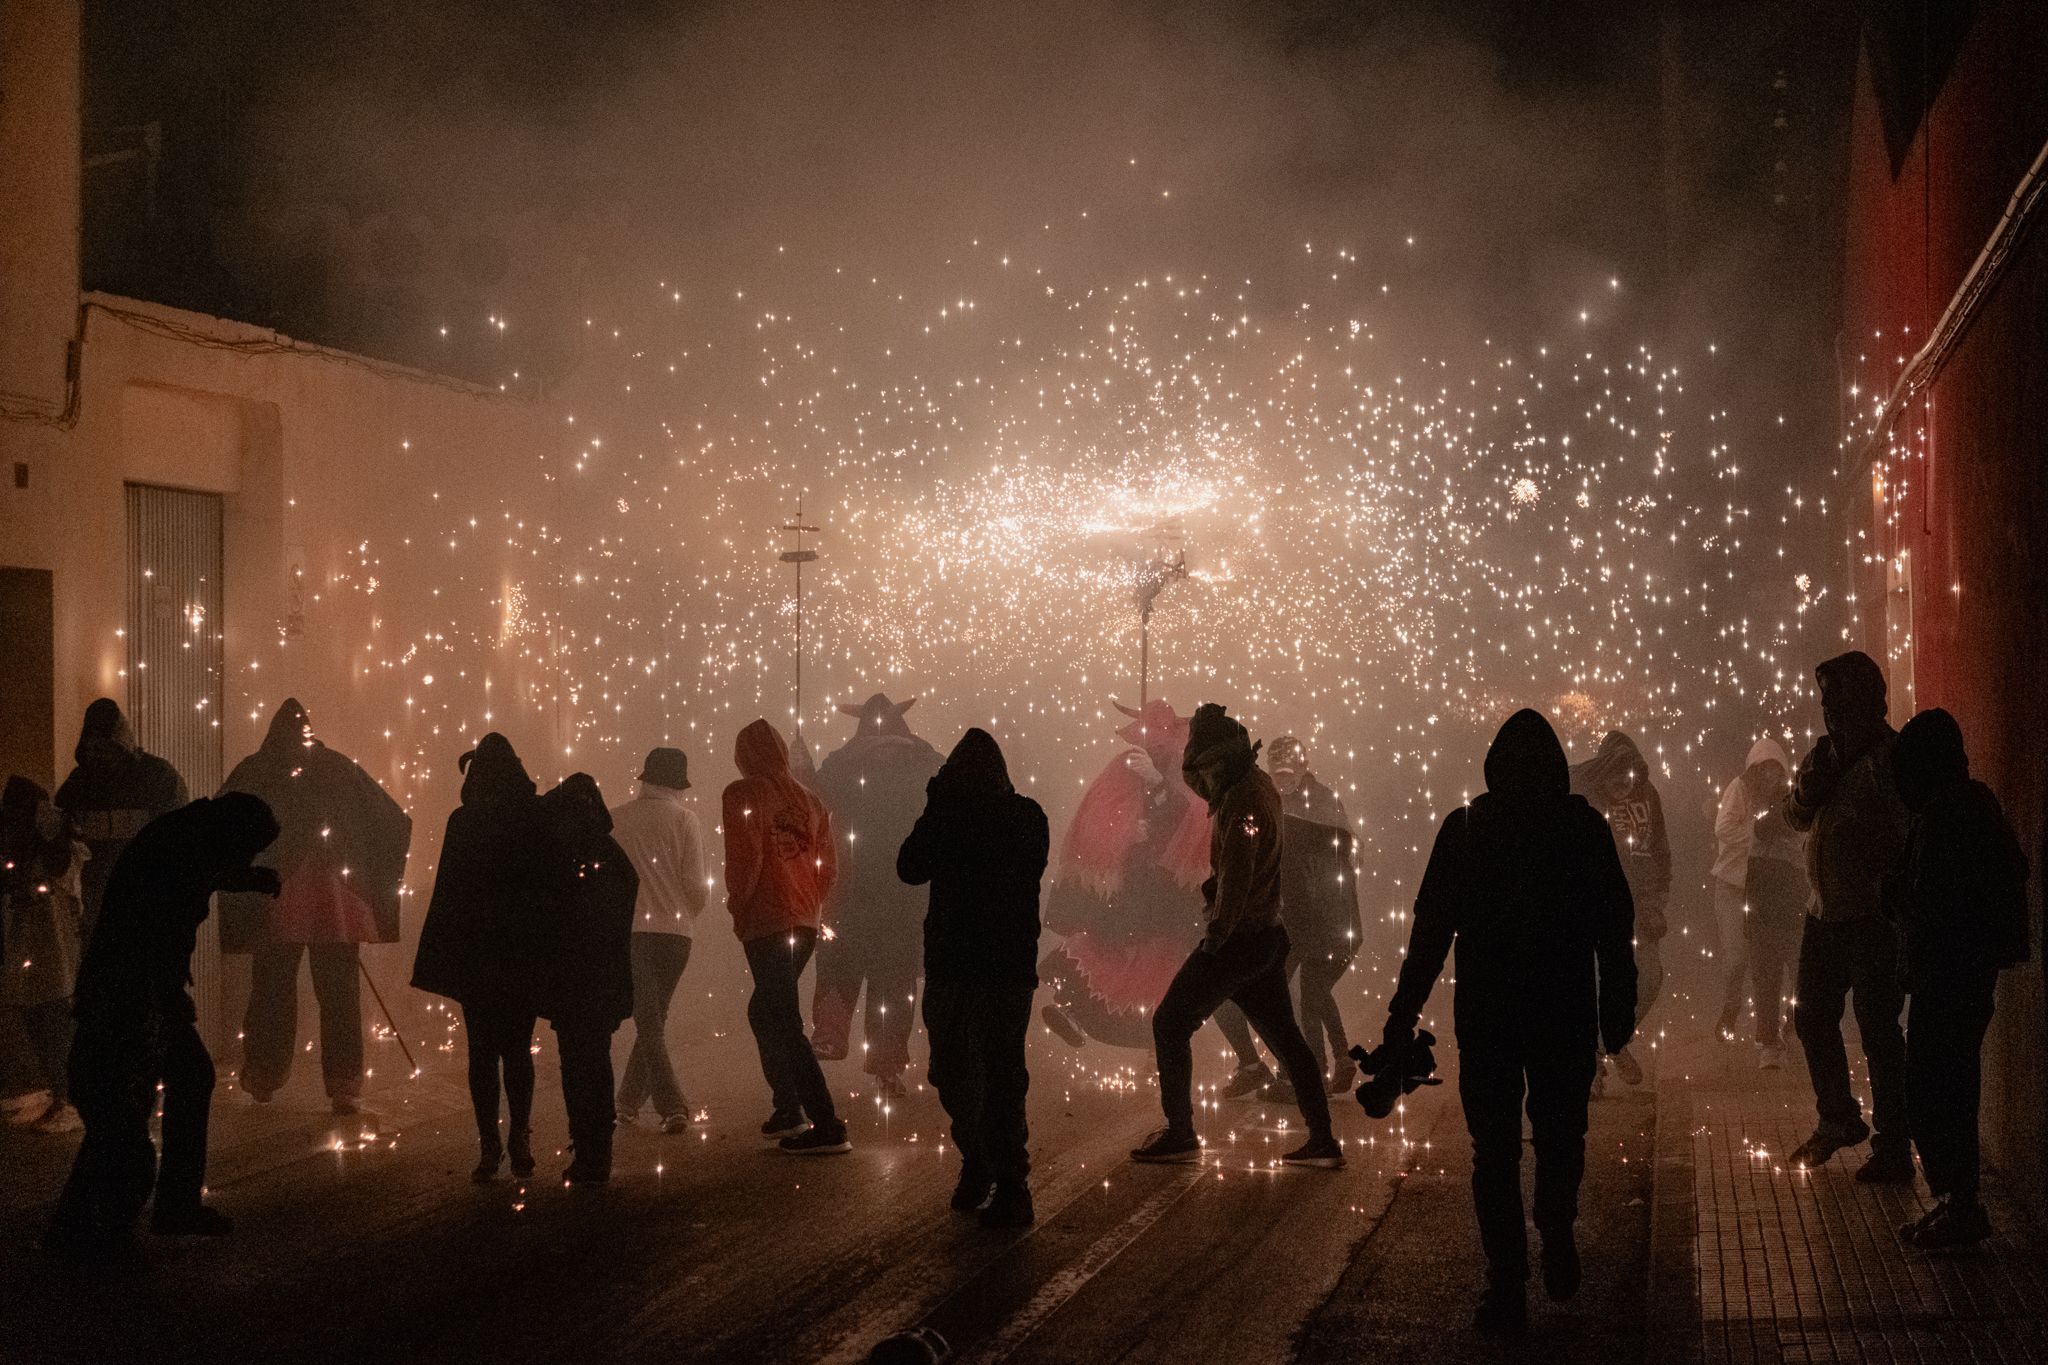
{"left": 980, "top": 1182, "right": 1035, "bottom": 1228}
{"left": 507, "top": 1128, "right": 535, "bottom": 1178}
{"left": 951, "top": 1163, "right": 994, "bottom": 1213}
{"left": 473, "top": 1128, "right": 504, "bottom": 1183}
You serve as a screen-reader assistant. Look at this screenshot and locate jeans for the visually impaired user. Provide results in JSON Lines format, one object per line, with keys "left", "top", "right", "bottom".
{"left": 1793, "top": 915, "right": 1905, "bottom": 1144}
{"left": 744, "top": 927, "right": 839, "bottom": 1129}
{"left": 924, "top": 976, "right": 1033, "bottom": 1186}
{"left": 462, "top": 1002, "right": 536, "bottom": 1144}
{"left": 1215, "top": 946, "right": 1355, "bottom": 1076}
{"left": 1906, "top": 968, "right": 1997, "bottom": 1200}
{"left": 554, "top": 1020, "right": 618, "bottom": 1173}
{"left": 812, "top": 924, "right": 918, "bottom": 1078}
{"left": 1152, "top": 925, "right": 1331, "bottom": 1137}
{"left": 1712, "top": 881, "right": 1749, "bottom": 1030}
{"left": 1460, "top": 1043, "right": 1598, "bottom": 1286}
{"left": 49, "top": 1014, "right": 214, "bottom": 1241}
{"left": 618, "top": 933, "right": 693, "bottom": 1118}
{"left": 241, "top": 943, "right": 363, "bottom": 1100}
{"left": 1744, "top": 906, "right": 1801, "bottom": 1047}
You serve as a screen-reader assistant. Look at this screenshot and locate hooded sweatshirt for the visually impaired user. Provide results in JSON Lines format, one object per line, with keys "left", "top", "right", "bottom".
{"left": 1712, "top": 736, "right": 1791, "bottom": 888}
{"left": 1182, "top": 704, "right": 1284, "bottom": 949}
{"left": 721, "top": 720, "right": 837, "bottom": 943}
{"left": 1569, "top": 731, "right": 1672, "bottom": 915}
{"left": 609, "top": 781, "right": 709, "bottom": 935}
{"left": 55, "top": 699, "right": 188, "bottom": 930}
{"left": 1786, "top": 652, "right": 1907, "bottom": 922}
{"left": 897, "top": 728, "right": 1050, "bottom": 986}
{"left": 538, "top": 773, "right": 637, "bottom": 1027}
{"left": 1388, "top": 709, "right": 1637, "bottom": 1054}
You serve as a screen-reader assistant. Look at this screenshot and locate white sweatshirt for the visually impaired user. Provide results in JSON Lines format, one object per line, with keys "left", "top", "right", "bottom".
{"left": 608, "top": 783, "right": 710, "bottom": 935}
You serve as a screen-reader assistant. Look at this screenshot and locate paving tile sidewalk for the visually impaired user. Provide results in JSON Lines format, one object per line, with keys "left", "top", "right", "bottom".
{"left": 1650, "top": 1032, "right": 2048, "bottom": 1364}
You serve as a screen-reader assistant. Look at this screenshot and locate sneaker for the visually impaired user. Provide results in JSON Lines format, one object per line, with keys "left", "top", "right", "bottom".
{"left": 1856, "top": 1142, "right": 1917, "bottom": 1186}
{"left": 615, "top": 1109, "right": 642, "bottom": 1129}
{"left": 1473, "top": 1282, "right": 1528, "bottom": 1337}
{"left": 951, "top": 1165, "right": 994, "bottom": 1212}
{"left": 1757, "top": 1045, "right": 1784, "bottom": 1071}
{"left": 659, "top": 1112, "right": 696, "bottom": 1135}
{"left": 780, "top": 1124, "right": 852, "bottom": 1156}
{"left": 1788, "top": 1116, "right": 1870, "bottom": 1169}
{"left": 1220, "top": 1062, "right": 1275, "bottom": 1099}
{"left": 1541, "top": 1231, "right": 1582, "bottom": 1302}
{"left": 507, "top": 1128, "right": 536, "bottom": 1178}
{"left": 810, "top": 1036, "right": 849, "bottom": 1063}
{"left": 31, "top": 1101, "right": 83, "bottom": 1134}
{"left": 562, "top": 1159, "right": 612, "bottom": 1186}
{"left": 1130, "top": 1126, "right": 1202, "bottom": 1164}
{"left": 1281, "top": 1134, "right": 1345, "bottom": 1169}
{"left": 151, "top": 1205, "right": 234, "bottom": 1237}
{"left": 877, "top": 1073, "right": 907, "bottom": 1102}
{"left": 1040, "top": 1003, "right": 1087, "bottom": 1049}
{"left": 1899, "top": 1201, "right": 1947, "bottom": 1243}
{"left": 1611, "top": 1046, "right": 1644, "bottom": 1086}
{"left": 760, "top": 1107, "right": 807, "bottom": 1140}
{"left": 979, "top": 1183, "right": 1035, "bottom": 1228}
{"left": 472, "top": 1142, "right": 504, "bottom": 1183}
{"left": 1909, "top": 1198, "right": 1992, "bottom": 1249}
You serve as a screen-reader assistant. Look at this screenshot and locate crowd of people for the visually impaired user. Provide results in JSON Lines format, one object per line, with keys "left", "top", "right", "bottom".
{"left": 0, "top": 651, "right": 2031, "bottom": 1342}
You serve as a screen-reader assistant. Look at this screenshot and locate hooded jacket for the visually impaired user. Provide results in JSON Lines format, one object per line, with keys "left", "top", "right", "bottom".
{"left": 72, "top": 793, "right": 280, "bottom": 1041}
{"left": 1570, "top": 732, "right": 1671, "bottom": 917}
{"left": 217, "top": 699, "right": 413, "bottom": 950}
{"left": 55, "top": 699, "right": 188, "bottom": 929}
{"left": 1786, "top": 652, "right": 1907, "bottom": 922}
{"left": 1387, "top": 710, "right": 1637, "bottom": 1054}
{"left": 1182, "top": 704, "right": 1284, "bottom": 949}
{"left": 538, "top": 773, "right": 637, "bottom": 1027}
{"left": 1712, "top": 737, "right": 1791, "bottom": 888}
{"left": 815, "top": 695, "right": 944, "bottom": 939}
{"left": 897, "top": 728, "right": 1050, "bottom": 987}
{"left": 1887, "top": 708, "right": 2030, "bottom": 985}
{"left": 721, "top": 720, "right": 837, "bottom": 943}
{"left": 410, "top": 734, "right": 575, "bottom": 1009}
{"left": 609, "top": 782, "right": 709, "bottom": 935}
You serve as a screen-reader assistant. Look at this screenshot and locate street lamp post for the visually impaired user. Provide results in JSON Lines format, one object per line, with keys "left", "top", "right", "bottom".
{"left": 779, "top": 499, "right": 822, "bottom": 736}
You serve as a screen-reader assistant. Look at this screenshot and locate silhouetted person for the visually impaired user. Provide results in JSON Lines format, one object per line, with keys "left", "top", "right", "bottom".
{"left": 898, "top": 728, "right": 1049, "bottom": 1227}
{"left": 1381, "top": 709, "right": 1635, "bottom": 1336}
{"left": 55, "top": 698, "right": 187, "bottom": 940}
{"left": 411, "top": 734, "right": 573, "bottom": 1181}
{"left": 1712, "top": 738, "right": 1790, "bottom": 1041}
{"left": 1889, "top": 709, "right": 2029, "bottom": 1249}
{"left": 1569, "top": 731, "right": 1666, "bottom": 1088}
{"left": 1131, "top": 704, "right": 1342, "bottom": 1169}
{"left": 609, "top": 747, "right": 709, "bottom": 1132}
{"left": 219, "top": 699, "right": 411, "bottom": 1115}
{"left": 1742, "top": 803, "right": 1807, "bottom": 1069}
{"left": 539, "top": 773, "right": 637, "bottom": 1185}
{"left": 1785, "top": 651, "right": 1912, "bottom": 1180}
{"left": 45, "top": 794, "right": 280, "bottom": 1259}
{"left": 722, "top": 719, "right": 848, "bottom": 1154}
{"left": 812, "top": 694, "right": 944, "bottom": 1100}
{"left": 2, "top": 777, "right": 85, "bottom": 1132}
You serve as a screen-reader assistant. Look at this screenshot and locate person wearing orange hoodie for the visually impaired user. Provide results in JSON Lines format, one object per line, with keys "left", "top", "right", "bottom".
{"left": 722, "top": 720, "right": 848, "bottom": 1154}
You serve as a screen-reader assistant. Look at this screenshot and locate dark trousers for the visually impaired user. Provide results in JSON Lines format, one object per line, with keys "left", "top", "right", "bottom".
{"left": 553, "top": 1020, "right": 618, "bottom": 1173}
{"left": 462, "top": 1002, "right": 536, "bottom": 1144}
{"left": 1744, "top": 909, "right": 1802, "bottom": 1048}
{"left": 1216, "top": 947, "right": 1356, "bottom": 1075}
{"left": 19, "top": 999, "right": 75, "bottom": 1105}
{"left": 618, "top": 932, "right": 692, "bottom": 1118}
{"left": 1793, "top": 915, "right": 1905, "bottom": 1144}
{"left": 241, "top": 942, "right": 363, "bottom": 1099}
{"left": 1152, "top": 926, "right": 1332, "bottom": 1137}
{"left": 1906, "top": 968, "right": 1997, "bottom": 1201}
{"left": 1460, "top": 1043, "right": 1597, "bottom": 1286}
{"left": 744, "top": 927, "right": 839, "bottom": 1128}
{"left": 924, "top": 976, "right": 1033, "bottom": 1187}
{"left": 812, "top": 926, "right": 918, "bottom": 1077}
{"left": 50, "top": 1017, "right": 214, "bottom": 1241}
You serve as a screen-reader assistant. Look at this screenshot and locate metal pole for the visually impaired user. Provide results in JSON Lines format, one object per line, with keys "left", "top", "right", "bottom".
{"left": 1140, "top": 615, "right": 1149, "bottom": 707}
{"left": 358, "top": 958, "right": 420, "bottom": 1079}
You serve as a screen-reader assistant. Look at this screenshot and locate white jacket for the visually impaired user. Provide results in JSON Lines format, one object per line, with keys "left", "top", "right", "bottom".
{"left": 608, "top": 784, "right": 709, "bottom": 935}
{"left": 1712, "top": 737, "right": 1791, "bottom": 887}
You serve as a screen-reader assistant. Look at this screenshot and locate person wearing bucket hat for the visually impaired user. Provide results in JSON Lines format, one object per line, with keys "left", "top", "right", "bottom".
{"left": 609, "top": 747, "right": 709, "bottom": 1132}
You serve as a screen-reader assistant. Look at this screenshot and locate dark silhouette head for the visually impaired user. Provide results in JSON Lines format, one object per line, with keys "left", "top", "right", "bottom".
{"left": 1182, "top": 702, "right": 1260, "bottom": 806}
{"left": 196, "top": 791, "right": 283, "bottom": 865}
{"left": 839, "top": 692, "right": 919, "bottom": 737}
{"left": 1484, "top": 709, "right": 1569, "bottom": 800}
{"left": 637, "top": 745, "right": 690, "bottom": 790}
{"left": 543, "top": 772, "right": 615, "bottom": 837}
{"left": 75, "top": 697, "right": 135, "bottom": 763}
{"left": 1893, "top": 707, "right": 1970, "bottom": 812}
{"left": 262, "top": 698, "right": 316, "bottom": 752}
{"left": 1571, "top": 730, "right": 1650, "bottom": 805}
{"left": 458, "top": 732, "right": 537, "bottom": 805}
{"left": 1815, "top": 651, "right": 1888, "bottom": 746}
{"left": 938, "top": 727, "right": 1013, "bottom": 797}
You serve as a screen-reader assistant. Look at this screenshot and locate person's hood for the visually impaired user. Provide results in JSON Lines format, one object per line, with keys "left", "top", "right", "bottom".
{"left": 1744, "top": 736, "right": 1790, "bottom": 773}
{"left": 1484, "top": 709, "right": 1570, "bottom": 800}
{"left": 262, "top": 698, "right": 318, "bottom": 755}
{"left": 542, "top": 772, "right": 614, "bottom": 837}
{"left": 1816, "top": 651, "right": 1888, "bottom": 742}
{"left": 838, "top": 692, "right": 919, "bottom": 739}
{"left": 1181, "top": 703, "right": 1260, "bottom": 808}
{"left": 734, "top": 719, "right": 794, "bottom": 780}
{"left": 1893, "top": 707, "right": 1969, "bottom": 813}
{"left": 934, "top": 727, "right": 1014, "bottom": 799}
{"left": 1570, "top": 730, "right": 1649, "bottom": 800}
{"left": 195, "top": 792, "right": 283, "bottom": 865}
{"left": 74, "top": 697, "right": 135, "bottom": 764}
{"left": 458, "top": 732, "right": 537, "bottom": 805}
{"left": 635, "top": 780, "right": 689, "bottom": 805}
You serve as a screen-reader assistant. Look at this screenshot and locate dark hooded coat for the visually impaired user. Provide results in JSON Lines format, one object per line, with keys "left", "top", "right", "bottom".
{"left": 217, "top": 699, "right": 413, "bottom": 951}
{"left": 1787, "top": 651, "right": 1908, "bottom": 922}
{"left": 815, "top": 694, "right": 944, "bottom": 944}
{"left": 1388, "top": 710, "right": 1637, "bottom": 1053}
{"left": 1569, "top": 731, "right": 1672, "bottom": 920}
{"left": 410, "top": 734, "right": 574, "bottom": 1010}
{"left": 71, "top": 794, "right": 280, "bottom": 1044}
{"left": 1887, "top": 709, "right": 2030, "bottom": 987}
{"left": 896, "top": 729, "right": 1050, "bottom": 987}
{"left": 1182, "top": 703, "right": 1284, "bottom": 949}
{"left": 55, "top": 699, "right": 188, "bottom": 929}
{"left": 537, "top": 773, "right": 637, "bottom": 1028}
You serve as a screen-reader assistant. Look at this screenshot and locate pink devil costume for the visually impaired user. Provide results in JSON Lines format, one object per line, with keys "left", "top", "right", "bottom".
{"left": 1038, "top": 700, "right": 1211, "bottom": 1049}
